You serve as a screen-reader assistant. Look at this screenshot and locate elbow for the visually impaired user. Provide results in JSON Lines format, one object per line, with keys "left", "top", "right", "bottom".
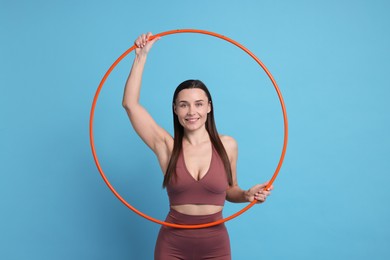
{"left": 122, "top": 101, "right": 134, "bottom": 116}
{"left": 225, "top": 196, "right": 233, "bottom": 203}
{"left": 122, "top": 101, "right": 140, "bottom": 117}
{"left": 122, "top": 98, "right": 135, "bottom": 111}
{"left": 225, "top": 190, "right": 233, "bottom": 202}
{"left": 122, "top": 101, "right": 130, "bottom": 110}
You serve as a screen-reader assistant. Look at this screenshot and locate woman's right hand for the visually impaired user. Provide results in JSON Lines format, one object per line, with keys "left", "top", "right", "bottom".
{"left": 134, "top": 32, "right": 160, "bottom": 56}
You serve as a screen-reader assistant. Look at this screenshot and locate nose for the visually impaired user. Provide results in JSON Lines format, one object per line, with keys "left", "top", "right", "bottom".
{"left": 187, "top": 105, "right": 195, "bottom": 115}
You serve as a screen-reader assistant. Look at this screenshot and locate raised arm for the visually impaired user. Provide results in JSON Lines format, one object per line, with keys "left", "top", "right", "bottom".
{"left": 122, "top": 33, "right": 172, "bottom": 170}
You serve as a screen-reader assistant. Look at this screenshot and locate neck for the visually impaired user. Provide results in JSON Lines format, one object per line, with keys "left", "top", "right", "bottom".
{"left": 183, "top": 128, "right": 210, "bottom": 146}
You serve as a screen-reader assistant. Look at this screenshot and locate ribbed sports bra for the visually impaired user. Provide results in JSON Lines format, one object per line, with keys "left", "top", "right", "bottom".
{"left": 166, "top": 145, "right": 229, "bottom": 206}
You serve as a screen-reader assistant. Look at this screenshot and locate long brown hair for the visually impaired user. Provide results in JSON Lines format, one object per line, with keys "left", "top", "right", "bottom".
{"left": 163, "top": 80, "right": 233, "bottom": 187}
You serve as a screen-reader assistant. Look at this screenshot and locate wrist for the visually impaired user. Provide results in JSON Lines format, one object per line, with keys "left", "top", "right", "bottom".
{"left": 244, "top": 189, "right": 251, "bottom": 202}
{"left": 135, "top": 52, "right": 148, "bottom": 61}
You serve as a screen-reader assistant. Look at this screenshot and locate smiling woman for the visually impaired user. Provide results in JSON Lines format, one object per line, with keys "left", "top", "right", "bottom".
{"left": 89, "top": 28, "right": 288, "bottom": 260}
{"left": 122, "top": 32, "right": 274, "bottom": 260}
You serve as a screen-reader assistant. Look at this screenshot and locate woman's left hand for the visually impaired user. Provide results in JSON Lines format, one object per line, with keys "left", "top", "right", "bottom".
{"left": 245, "top": 182, "right": 273, "bottom": 203}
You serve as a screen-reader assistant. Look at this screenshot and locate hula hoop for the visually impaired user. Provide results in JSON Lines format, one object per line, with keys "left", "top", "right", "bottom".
{"left": 90, "top": 29, "right": 288, "bottom": 229}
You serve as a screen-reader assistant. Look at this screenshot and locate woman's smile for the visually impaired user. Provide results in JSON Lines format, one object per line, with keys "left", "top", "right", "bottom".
{"left": 185, "top": 117, "right": 200, "bottom": 123}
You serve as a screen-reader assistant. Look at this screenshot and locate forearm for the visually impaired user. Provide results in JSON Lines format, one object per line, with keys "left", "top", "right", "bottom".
{"left": 226, "top": 185, "right": 249, "bottom": 203}
{"left": 122, "top": 53, "right": 148, "bottom": 109}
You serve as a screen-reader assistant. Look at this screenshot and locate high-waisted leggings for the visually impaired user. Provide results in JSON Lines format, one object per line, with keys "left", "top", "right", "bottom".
{"left": 154, "top": 209, "right": 231, "bottom": 260}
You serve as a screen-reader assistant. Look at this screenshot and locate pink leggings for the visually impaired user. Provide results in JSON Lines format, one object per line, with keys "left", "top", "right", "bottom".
{"left": 154, "top": 209, "right": 231, "bottom": 260}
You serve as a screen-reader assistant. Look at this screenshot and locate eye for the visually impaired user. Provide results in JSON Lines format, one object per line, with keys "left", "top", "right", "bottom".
{"left": 179, "top": 103, "right": 188, "bottom": 108}
{"left": 195, "top": 102, "right": 203, "bottom": 107}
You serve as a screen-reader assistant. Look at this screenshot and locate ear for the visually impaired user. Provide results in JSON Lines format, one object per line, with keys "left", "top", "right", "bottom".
{"left": 173, "top": 103, "right": 178, "bottom": 115}
{"left": 207, "top": 101, "right": 212, "bottom": 113}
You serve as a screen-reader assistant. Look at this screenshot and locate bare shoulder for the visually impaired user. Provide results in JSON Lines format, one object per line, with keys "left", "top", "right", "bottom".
{"left": 219, "top": 135, "right": 238, "bottom": 153}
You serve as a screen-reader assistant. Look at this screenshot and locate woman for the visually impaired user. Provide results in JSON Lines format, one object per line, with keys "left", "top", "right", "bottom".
{"left": 122, "top": 32, "right": 272, "bottom": 260}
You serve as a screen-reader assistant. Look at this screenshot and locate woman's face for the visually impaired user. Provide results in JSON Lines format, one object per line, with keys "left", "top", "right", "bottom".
{"left": 174, "top": 88, "right": 211, "bottom": 132}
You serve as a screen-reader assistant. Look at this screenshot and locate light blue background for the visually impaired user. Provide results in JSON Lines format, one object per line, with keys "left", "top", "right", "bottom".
{"left": 1, "top": 0, "right": 389, "bottom": 259}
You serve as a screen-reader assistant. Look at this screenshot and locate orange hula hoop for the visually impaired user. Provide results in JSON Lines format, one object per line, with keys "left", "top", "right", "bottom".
{"left": 89, "top": 29, "right": 288, "bottom": 229}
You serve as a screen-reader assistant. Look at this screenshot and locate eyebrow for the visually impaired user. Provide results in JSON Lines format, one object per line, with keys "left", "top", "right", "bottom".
{"left": 177, "top": 99, "right": 205, "bottom": 103}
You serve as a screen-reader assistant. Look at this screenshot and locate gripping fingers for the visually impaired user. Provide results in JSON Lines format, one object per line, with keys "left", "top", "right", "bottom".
{"left": 135, "top": 32, "right": 153, "bottom": 48}
{"left": 254, "top": 190, "right": 271, "bottom": 202}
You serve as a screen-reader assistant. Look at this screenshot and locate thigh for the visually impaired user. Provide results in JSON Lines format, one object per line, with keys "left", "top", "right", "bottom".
{"left": 196, "top": 225, "right": 231, "bottom": 260}
{"left": 154, "top": 226, "right": 190, "bottom": 260}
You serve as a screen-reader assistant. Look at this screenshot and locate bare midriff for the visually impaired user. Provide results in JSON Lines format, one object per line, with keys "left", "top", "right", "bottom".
{"left": 171, "top": 204, "right": 224, "bottom": 216}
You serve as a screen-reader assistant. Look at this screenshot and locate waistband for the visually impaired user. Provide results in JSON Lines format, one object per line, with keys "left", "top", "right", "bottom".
{"left": 166, "top": 208, "right": 223, "bottom": 225}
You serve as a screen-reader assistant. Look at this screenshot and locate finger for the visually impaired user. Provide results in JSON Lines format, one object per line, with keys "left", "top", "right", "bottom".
{"left": 254, "top": 190, "right": 264, "bottom": 198}
{"left": 135, "top": 35, "right": 145, "bottom": 48}
{"left": 134, "top": 36, "right": 141, "bottom": 47}
{"left": 265, "top": 184, "right": 274, "bottom": 191}
{"left": 255, "top": 194, "right": 266, "bottom": 202}
{"left": 264, "top": 191, "right": 271, "bottom": 196}
{"left": 144, "top": 32, "right": 159, "bottom": 46}
{"left": 137, "top": 34, "right": 147, "bottom": 47}
{"left": 260, "top": 182, "right": 275, "bottom": 192}
{"left": 255, "top": 188, "right": 271, "bottom": 199}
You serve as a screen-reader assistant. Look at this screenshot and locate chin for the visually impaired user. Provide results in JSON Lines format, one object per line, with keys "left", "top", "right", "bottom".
{"left": 185, "top": 122, "right": 207, "bottom": 132}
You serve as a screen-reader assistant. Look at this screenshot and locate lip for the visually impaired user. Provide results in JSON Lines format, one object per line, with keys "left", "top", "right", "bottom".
{"left": 185, "top": 117, "right": 199, "bottom": 123}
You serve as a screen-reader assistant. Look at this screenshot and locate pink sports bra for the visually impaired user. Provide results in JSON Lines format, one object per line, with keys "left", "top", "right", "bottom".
{"left": 166, "top": 145, "right": 229, "bottom": 206}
